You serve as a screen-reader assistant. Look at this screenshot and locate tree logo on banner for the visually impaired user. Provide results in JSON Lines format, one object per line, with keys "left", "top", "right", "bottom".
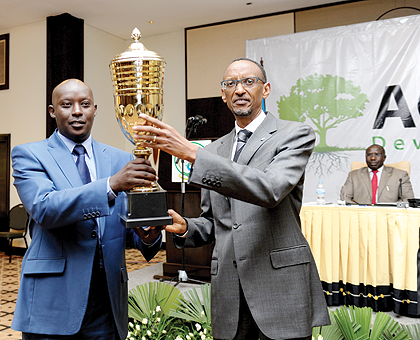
{"left": 277, "top": 74, "right": 369, "bottom": 152}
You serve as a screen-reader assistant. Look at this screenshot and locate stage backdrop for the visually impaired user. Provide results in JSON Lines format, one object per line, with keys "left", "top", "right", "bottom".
{"left": 247, "top": 14, "right": 420, "bottom": 203}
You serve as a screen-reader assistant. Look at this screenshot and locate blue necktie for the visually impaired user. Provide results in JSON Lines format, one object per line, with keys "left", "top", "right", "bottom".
{"left": 233, "top": 129, "right": 252, "bottom": 162}
{"left": 73, "top": 145, "right": 91, "bottom": 184}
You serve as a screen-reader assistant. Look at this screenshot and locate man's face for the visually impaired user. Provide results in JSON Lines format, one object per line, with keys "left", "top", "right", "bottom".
{"left": 221, "top": 60, "right": 270, "bottom": 124}
{"left": 48, "top": 80, "right": 97, "bottom": 143}
{"left": 365, "top": 145, "right": 386, "bottom": 170}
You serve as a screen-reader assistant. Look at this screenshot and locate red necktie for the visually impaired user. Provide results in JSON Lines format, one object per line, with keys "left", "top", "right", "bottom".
{"left": 371, "top": 170, "right": 378, "bottom": 204}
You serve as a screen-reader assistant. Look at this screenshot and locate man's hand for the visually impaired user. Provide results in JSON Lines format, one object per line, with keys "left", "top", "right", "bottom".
{"left": 109, "top": 158, "right": 157, "bottom": 193}
{"left": 133, "top": 226, "right": 162, "bottom": 243}
{"left": 132, "top": 114, "right": 199, "bottom": 164}
{"left": 163, "top": 209, "right": 188, "bottom": 235}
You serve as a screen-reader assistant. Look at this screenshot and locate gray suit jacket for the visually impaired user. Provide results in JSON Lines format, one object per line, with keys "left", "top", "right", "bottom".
{"left": 174, "top": 112, "right": 330, "bottom": 339}
{"left": 343, "top": 166, "right": 414, "bottom": 205}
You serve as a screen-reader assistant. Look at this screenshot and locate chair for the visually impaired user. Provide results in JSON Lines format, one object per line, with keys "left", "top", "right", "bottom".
{"left": 351, "top": 161, "right": 410, "bottom": 177}
{"left": 0, "top": 204, "right": 29, "bottom": 262}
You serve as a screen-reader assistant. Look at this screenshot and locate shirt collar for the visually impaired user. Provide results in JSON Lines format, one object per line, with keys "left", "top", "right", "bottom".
{"left": 57, "top": 131, "right": 93, "bottom": 159}
{"left": 234, "top": 110, "right": 266, "bottom": 135}
{"left": 370, "top": 165, "right": 384, "bottom": 173}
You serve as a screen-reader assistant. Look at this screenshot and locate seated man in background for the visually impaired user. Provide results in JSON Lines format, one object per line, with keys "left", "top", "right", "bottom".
{"left": 342, "top": 144, "right": 414, "bottom": 205}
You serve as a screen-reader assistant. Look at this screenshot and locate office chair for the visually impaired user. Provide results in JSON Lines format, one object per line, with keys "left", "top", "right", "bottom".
{"left": 0, "top": 204, "right": 28, "bottom": 262}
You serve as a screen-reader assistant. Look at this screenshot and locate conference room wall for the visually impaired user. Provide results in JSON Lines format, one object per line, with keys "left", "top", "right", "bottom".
{"left": 186, "top": 0, "right": 420, "bottom": 107}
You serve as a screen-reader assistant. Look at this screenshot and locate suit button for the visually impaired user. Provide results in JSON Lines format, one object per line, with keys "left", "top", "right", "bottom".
{"left": 216, "top": 181, "right": 221, "bottom": 187}
{"left": 233, "top": 223, "right": 238, "bottom": 229}
{"left": 83, "top": 214, "right": 88, "bottom": 219}
{"left": 96, "top": 211, "right": 100, "bottom": 217}
{"left": 91, "top": 230, "right": 97, "bottom": 238}
{"left": 211, "top": 180, "right": 217, "bottom": 186}
{"left": 202, "top": 178, "right": 207, "bottom": 184}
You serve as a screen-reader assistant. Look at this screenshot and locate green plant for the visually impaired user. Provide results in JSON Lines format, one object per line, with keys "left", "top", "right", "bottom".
{"left": 127, "top": 282, "right": 213, "bottom": 339}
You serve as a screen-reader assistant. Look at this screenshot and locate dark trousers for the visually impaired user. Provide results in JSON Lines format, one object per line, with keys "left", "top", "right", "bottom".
{"left": 22, "top": 249, "right": 118, "bottom": 340}
{"left": 215, "top": 286, "right": 311, "bottom": 340}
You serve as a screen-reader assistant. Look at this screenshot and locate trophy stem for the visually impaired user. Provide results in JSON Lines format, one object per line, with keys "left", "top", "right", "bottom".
{"left": 132, "top": 146, "right": 159, "bottom": 192}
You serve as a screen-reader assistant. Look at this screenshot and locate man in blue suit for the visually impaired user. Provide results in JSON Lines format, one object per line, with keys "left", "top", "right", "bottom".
{"left": 11, "top": 79, "right": 162, "bottom": 339}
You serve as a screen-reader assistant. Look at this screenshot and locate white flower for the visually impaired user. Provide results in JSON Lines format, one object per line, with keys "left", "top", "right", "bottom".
{"left": 142, "top": 337, "right": 146, "bottom": 340}
{"left": 176, "top": 336, "right": 183, "bottom": 340}
{"left": 204, "top": 329, "right": 207, "bottom": 334}
{"left": 142, "top": 318, "right": 148, "bottom": 325}
{"left": 201, "top": 311, "right": 205, "bottom": 315}
{"left": 195, "top": 323, "right": 202, "bottom": 331}
{"left": 136, "top": 324, "right": 140, "bottom": 331}
{"left": 156, "top": 306, "right": 161, "bottom": 312}
{"left": 162, "top": 330, "right": 167, "bottom": 334}
{"left": 201, "top": 334, "right": 206, "bottom": 340}
{"left": 318, "top": 335, "right": 323, "bottom": 340}
{"left": 186, "top": 336, "right": 191, "bottom": 340}
{"left": 147, "top": 330, "right": 152, "bottom": 336}
{"left": 189, "top": 333, "right": 194, "bottom": 337}
{"left": 157, "top": 317, "right": 161, "bottom": 322}
{"left": 129, "top": 322, "right": 133, "bottom": 328}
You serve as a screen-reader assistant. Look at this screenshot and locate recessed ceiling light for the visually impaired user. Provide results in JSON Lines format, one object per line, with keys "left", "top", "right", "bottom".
{"left": 148, "top": 20, "right": 154, "bottom": 24}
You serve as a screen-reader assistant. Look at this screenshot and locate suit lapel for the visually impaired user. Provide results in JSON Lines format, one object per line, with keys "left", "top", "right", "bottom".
{"left": 238, "top": 113, "right": 277, "bottom": 164}
{"left": 92, "top": 141, "right": 112, "bottom": 238}
{"left": 378, "top": 166, "right": 392, "bottom": 196}
{"left": 93, "top": 141, "right": 111, "bottom": 181}
{"left": 217, "top": 129, "right": 235, "bottom": 159}
{"left": 47, "top": 132, "right": 82, "bottom": 187}
{"left": 360, "top": 167, "right": 372, "bottom": 197}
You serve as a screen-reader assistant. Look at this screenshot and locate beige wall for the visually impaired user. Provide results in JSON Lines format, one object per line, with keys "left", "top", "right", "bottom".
{"left": 187, "top": 13, "right": 294, "bottom": 99}
{"left": 0, "top": 21, "right": 46, "bottom": 208}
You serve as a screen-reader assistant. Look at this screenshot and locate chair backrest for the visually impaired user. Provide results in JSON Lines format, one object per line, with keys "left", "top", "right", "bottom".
{"left": 350, "top": 160, "right": 411, "bottom": 177}
{"left": 9, "top": 204, "right": 28, "bottom": 231}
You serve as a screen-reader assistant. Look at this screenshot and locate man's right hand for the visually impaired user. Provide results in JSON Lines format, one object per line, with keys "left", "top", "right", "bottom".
{"left": 109, "top": 158, "right": 157, "bottom": 193}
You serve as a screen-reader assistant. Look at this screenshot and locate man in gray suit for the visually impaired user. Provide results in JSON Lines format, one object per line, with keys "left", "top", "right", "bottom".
{"left": 133, "top": 58, "right": 330, "bottom": 340}
{"left": 343, "top": 144, "right": 414, "bottom": 205}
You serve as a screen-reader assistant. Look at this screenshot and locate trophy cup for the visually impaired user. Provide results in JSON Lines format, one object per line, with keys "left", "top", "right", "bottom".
{"left": 110, "top": 28, "right": 172, "bottom": 228}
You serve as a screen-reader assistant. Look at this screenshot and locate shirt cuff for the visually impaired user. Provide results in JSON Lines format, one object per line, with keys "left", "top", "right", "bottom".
{"left": 107, "top": 177, "right": 118, "bottom": 201}
{"left": 175, "top": 218, "right": 188, "bottom": 238}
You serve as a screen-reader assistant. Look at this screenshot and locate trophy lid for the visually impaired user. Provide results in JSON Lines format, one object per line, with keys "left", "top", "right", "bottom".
{"left": 110, "top": 28, "right": 165, "bottom": 63}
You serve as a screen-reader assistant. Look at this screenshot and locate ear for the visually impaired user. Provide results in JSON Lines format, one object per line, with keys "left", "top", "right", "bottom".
{"left": 221, "top": 89, "right": 227, "bottom": 103}
{"left": 262, "top": 82, "right": 271, "bottom": 99}
{"left": 48, "top": 105, "right": 56, "bottom": 119}
{"left": 94, "top": 105, "right": 98, "bottom": 117}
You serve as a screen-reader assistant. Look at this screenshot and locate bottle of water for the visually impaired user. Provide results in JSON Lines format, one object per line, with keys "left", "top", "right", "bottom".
{"left": 316, "top": 179, "right": 326, "bottom": 205}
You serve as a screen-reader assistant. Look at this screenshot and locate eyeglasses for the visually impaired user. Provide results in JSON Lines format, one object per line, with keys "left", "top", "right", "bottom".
{"left": 221, "top": 77, "right": 265, "bottom": 90}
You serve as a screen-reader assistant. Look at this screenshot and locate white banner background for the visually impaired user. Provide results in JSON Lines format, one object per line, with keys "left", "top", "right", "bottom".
{"left": 247, "top": 15, "right": 420, "bottom": 203}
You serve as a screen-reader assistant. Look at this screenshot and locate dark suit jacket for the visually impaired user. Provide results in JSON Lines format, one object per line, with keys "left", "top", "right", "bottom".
{"left": 11, "top": 131, "right": 160, "bottom": 338}
{"left": 174, "top": 113, "right": 330, "bottom": 339}
{"left": 343, "top": 166, "right": 414, "bottom": 205}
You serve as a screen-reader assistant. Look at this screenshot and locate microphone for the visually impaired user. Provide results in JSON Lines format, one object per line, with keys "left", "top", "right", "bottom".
{"left": 399, "top": 178, "right": 403, "bottom": 201}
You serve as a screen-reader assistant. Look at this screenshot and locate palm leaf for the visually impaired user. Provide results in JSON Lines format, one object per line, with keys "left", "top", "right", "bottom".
{"left": 128, "top": 281, "right": 182, "bottom": 320}
{"left": 316, "top": 309, "right": 345, "bottom": 340}
{"left": 402, "top": 323, "right": 420, "bottom": 340}
{"left": 169, "top": 283, "right": 211, "bottom": 326}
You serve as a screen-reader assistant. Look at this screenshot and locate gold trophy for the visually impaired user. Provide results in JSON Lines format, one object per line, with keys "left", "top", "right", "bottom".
{"left": 110, "top": 28, "right": 172, "bottom": 228}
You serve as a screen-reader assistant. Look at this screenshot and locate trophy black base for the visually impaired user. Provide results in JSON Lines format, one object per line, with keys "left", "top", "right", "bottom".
{"left": 119, "top": 189, "right": 173, "bottom": 228}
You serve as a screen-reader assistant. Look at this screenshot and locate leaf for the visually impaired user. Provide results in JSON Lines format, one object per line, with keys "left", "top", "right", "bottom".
{"left": 128, "top": 281, "right": 183, "bottom": 321}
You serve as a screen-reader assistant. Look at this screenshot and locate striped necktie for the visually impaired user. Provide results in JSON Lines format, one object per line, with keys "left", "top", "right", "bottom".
{"left": 233, "top": 129, "right": 252, "bottom": 162}
{"left": 73, "top": 145, "right": 91, "bottom": 184}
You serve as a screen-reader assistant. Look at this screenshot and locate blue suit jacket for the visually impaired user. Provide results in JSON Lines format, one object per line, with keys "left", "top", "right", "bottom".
{"left": 11, "top": 131, "right": 160, "bottom": 338}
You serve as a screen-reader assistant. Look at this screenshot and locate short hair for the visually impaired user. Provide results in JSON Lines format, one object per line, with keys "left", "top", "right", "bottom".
{"left": 366, "top": 144, "right": 385, "bottom": 155}
{"left": 228, "top": 57, "right": 267, "bottom": 82}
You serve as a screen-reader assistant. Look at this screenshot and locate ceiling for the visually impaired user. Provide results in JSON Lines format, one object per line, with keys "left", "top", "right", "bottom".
{"left": 1, "top": 0, "right": 347, "bottom": 39}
